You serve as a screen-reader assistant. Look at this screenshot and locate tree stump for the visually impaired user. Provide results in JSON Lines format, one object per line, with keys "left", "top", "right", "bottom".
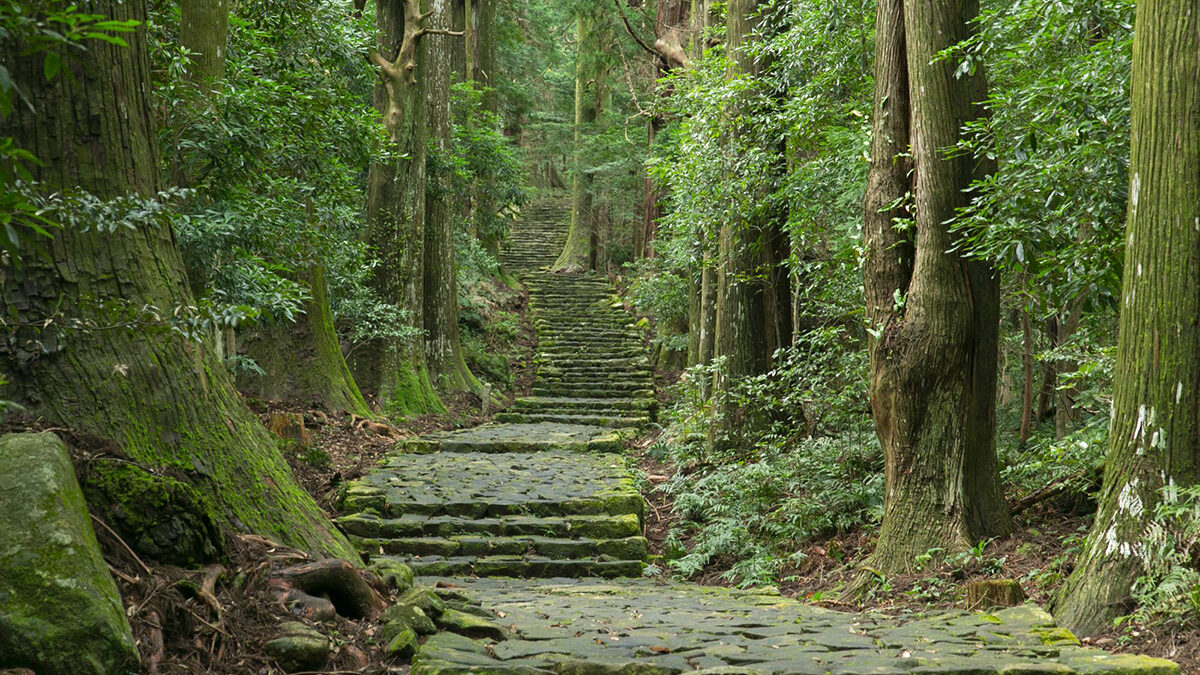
{"left": 965, "top": 579, "right": 1026, "bottom": 610}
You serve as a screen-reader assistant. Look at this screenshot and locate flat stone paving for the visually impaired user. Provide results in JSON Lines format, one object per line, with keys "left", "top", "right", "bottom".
{"left": 345, "top": 450, "right": 642, "bottom": 519}
{"left": 404, "top": 423, "right": 624, "bottom": 453}
{"left": 412, "top": 578, "right": 1179, "bottom": 674}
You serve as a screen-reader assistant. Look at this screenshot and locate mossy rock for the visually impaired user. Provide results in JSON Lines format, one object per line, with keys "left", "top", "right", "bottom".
{"left": 369, "top": 557, "right": 414, "bottom": 593}
{"left": 79, "top": 460, "right": 221, "bottom": 566}
{"left": 264, "top": 622, "right": 330, "bottom": 673}
{"left": 0, "top": 433, "right": 139, "bottom": 675}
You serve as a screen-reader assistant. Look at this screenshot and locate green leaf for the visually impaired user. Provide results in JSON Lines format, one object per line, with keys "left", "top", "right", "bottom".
{"left": 42, "top": 52, "right": 62, "bottom": 81}
{"left": 81, "top": 32, "right": 129, "bottom": 47}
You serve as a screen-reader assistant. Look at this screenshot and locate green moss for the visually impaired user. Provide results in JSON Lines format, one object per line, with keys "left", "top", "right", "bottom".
{"left": 80, "top": 460, "right": 222, "bottom": 566}
{"left": 0, "top": 433, "right": 140, "bottom": 674}
{"left": 386, "top": 358, "right": 447, "bottom": 417}
{"left": 1032, "top": 626, "right": 1081, "bottom": 647}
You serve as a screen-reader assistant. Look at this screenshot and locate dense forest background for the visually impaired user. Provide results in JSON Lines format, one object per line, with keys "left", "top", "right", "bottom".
{"left": 2, "top": 0, "right": 1199, "bottom": 668}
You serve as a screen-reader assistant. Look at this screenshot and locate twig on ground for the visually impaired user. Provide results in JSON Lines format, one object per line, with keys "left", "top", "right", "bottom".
{"left": 90, "top": 514, "right": 152, "bottom": 575}
{"left": 144, "top": 610, "right": 165, "bottom": 675}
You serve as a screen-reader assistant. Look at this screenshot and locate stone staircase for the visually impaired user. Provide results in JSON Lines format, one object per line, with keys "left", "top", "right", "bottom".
{"left": 335, "top": 193, "right": 651, "bottom": 579}
{"left": 496, "top": 194, "right": 657, "bottom": 429}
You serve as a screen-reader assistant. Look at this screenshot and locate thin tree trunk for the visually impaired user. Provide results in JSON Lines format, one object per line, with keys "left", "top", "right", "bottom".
{"left": 706, "top": 0, "right": 772, "bottom": 454}
{"left": 424, "top": 0, "right": 482, "bottom": 396}
{"left": 1019, "top": 307, "right": 1034, "bottom": 444}
{"left": 1050, "top": 1, "right": 1200, "bottom": 636}
{"left": 180, "top": 0, "right": 228, "bottom": 89}
{"left": 860, "top": 0, "right": 1011, "bottom": 573}
{"left": 0, "top": 0, "right": 357, "bottom": 562}
{"left": 353, "top": 0, "right": 445, "bottom": 414}
{"left": 555, "top": 11, "right": 602, "bottom": 272}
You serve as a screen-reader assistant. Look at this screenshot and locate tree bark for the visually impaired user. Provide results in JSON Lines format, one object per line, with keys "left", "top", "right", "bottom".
{"left": 353, "top": 0, "right": 445, "bottom": 415}
{"left": 1019, "top": 308, "right": 1034, "bottom": 444}
{"left": 180, "top": 0, "right": 228, "bottom": 89}
{"left": 1050, "top": 1, "right": 1199, "bottom": 636}
{"left": 424, "top": 0, "right": 482, "bottom": 396}
{"left": 706, "top": 0, "right": 773, "bottom": 454}
{"left": 0, "top": 0, "right": 357, "bottom": 562}
{"left": 240, "top": 265, "right": 370, "bottom": 415}
{"left": 861, "top": 0, "right": 1011, "bottom": 573}
{"left": 554, "top": 10, "right": 603, "bottom": 272}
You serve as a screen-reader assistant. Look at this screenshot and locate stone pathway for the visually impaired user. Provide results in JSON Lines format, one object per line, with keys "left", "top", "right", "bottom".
{"left": 338, "top": 194, "right": 1178, "bottom": 674}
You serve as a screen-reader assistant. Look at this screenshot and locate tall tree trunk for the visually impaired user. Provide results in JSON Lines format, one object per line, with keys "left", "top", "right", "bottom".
{"left": 477, "top": 0, "right": 497, "bottom": 111}
{"left": 180, "top": 0, "right": 228, "bottom": 89}
{"left": 860, "top": 0, "right": 1011, "bottom": 573}
{"left": 0, "top": 0, "right": 357, "bottom": 563}
{"left": 424, "top": 0, "right": 482, "bottom": 396}
{"left": 240, "top": 265, "right": 370, "bottom": 415}
{"left": 1050, "top": 1, "right": 1199, "bottom": 636}
{"left": 706, "top": 0, "right": 773, "bottom": 454}
{"left": 1019, "top": 307, "right": 1035, "bottom": 444}
{"left": 354, "top": 0, "right": 445, "bottom": 415}
{"left": 554, "top": 11, "right": 602, "bottom": 272}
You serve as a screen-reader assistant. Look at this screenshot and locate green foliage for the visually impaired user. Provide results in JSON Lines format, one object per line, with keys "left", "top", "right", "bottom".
{"left": 1126, "top": 484, "right": 1200, "bottom": 631}
{"left": 150, "top": 0, "right": 386, "bottom": 336}
{"left": 656, "top": 330, "right": 881, "bottom": 587}
{"left": 658, "top": 429, "right": 882, "bottom": 587}
{"left": 447, "top": 82, "right": 529, "bottom": 253}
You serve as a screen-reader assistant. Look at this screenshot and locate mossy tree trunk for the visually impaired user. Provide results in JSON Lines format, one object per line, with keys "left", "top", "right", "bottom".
{"left": 0, "top": 0, "right": 358, "bottom": 563}
{"left": 1050, "top": 1, "right": 1199, "bottom": 636}
{"left": 860, "top": 0, "right": 1011, "bottom": 573}
{"left": 354, "top": 0, "right": 446, "bottom": 415}
{"left": 240, "top": 265, "right": 370, "bottom": 415}
{"left": 423, "top": 0, "right": 482, "bottom": 396}
{"left": 554, "top": 10, "right": 604, "bottom": 273}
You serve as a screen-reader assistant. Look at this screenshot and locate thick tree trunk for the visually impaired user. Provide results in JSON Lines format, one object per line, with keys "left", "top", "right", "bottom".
{"left": 861, "top": 0, "right": 1011, "bottom": 573}
{"left": 240, "top": 266, "right": 370, "bottom": 415}
{"left": 706, "top": 0, "right": 774, "bottom": 454}
{"left": 180, "top": 0, "right": 228, "bottom": 88}
{"left": 424, "top": 0, "right": 482, "bottom": 396}
{"left": 1050, "top": 1, "right": 1200, "bottom": 636}
{"left": 354, "top": 0, "right": 445, "bottom": 415}
{"left": 0, "top": 0, "right": 357, "bottom": 562}
{"left": 554, "top": 12, "right": 601, "bottom": 272}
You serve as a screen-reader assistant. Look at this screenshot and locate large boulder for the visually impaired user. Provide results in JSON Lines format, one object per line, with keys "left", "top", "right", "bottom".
{"left": 0, "top": 433, "right": 139, "bottom": 674}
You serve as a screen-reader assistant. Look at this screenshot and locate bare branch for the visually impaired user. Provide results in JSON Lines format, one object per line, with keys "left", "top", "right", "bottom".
{"left": 418, "top": 28, "right": 465, "bottom": 38}
{"left": 611, "top": 0, "right": 660, "bottom": 61}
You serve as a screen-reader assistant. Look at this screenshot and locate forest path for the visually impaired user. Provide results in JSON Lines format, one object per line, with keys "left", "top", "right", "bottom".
{"left": 337, "top": 194, "right": 1175, "bottom": 674}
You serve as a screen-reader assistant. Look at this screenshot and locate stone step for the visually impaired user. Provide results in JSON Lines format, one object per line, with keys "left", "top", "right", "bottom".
{"left": 495, "top": 412, "right": 651, "bottom": 428}
{"left": 532, "top": 381, "right": 653, "bottom": 393}
{"left": 338, "top": 512, "right": 642, "bottom": 540}
{"left": 399, "top": 423, "right": 625, "bottom": 453}
{"left": 535, "top": 358, "right": 651, "bottom": 369}
{"left": 503, "top": 408, "right": 652, "bottom": 422}
{"left": 351, "top": 534, "right": 649, "bottom": 560}
{"left": 514, "top": 396, "right": 656, "bottom": 412}
{"left": 376, "top": 554, "right": 645, "bottom": 578}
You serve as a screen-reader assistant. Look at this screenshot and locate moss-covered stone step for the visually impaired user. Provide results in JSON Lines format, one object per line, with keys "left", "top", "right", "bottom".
{"left": 341, "top": 450, "right": 645, "bottom": 521}
{"left": 399, "top": 423, "right": 624, "bottom": 454}
{"left": 409, "top": 578, "right": 1181, "bottom": 675}
{"left": 495, "top": 412, "right": 651, "bottom": 428}
{"left": 390, "top": 555, "right": 646, "bottom": 579}
{"left": 350, "top": 534, "right": 648, "bottom": 560}
{"left": 338, "top": 512, "right": 642, "bottom": 540}
{"left": 536, "top": 356, "right": 651, "bottom": 368}
{"left": 514, "top": 397, "right": 656, "bottom": 412}
{"left": 532, "top": 386, "right": 655, "bottom": 398}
